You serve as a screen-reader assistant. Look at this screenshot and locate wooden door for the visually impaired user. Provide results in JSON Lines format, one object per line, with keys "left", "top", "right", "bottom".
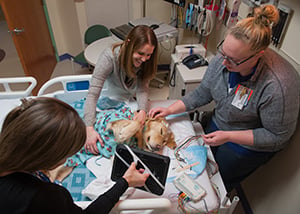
{"left": 0, "top": 0, "right": 57, "bottom": 95}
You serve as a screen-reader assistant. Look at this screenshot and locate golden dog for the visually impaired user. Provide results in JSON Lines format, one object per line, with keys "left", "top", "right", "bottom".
{"left": 107, "top": 117, "right": 176, "bottom": 152}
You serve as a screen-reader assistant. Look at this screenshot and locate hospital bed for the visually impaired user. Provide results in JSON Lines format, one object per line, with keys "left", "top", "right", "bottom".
{"left": 0, "top": 75, "right": 239, "bottom": 213}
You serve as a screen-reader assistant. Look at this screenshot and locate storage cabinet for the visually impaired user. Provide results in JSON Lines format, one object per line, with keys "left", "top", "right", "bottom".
{"left": 169, "top": 54, "right": 207, "bottom": 99}
{"left": 168, "top": 54, "right": 215, "bottom": 113}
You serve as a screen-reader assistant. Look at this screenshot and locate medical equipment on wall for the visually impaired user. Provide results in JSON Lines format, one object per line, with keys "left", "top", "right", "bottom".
{"left": 246, "top": 0, "right": 274, "bottom": 6}
{"left": 164, "top": 0, "right": 185, "bottom": 8}
{"left": 183, "top": 0, "right": 230, "bottom": 45}
{"left": 271, "top": 3, "right": 291, "bottom": 47}
{"left": 197, "top": 1, "right": 219, "bottom": 38}
{"left": 226, "top": 0, "right": 242, "bottom": 28}
{"left": 218, "top": 0, "right": 227, "bottom": 21}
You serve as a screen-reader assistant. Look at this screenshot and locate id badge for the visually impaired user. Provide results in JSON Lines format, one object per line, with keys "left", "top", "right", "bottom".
{"left": 231, "top": 84, "right": 253, "bottom": 110}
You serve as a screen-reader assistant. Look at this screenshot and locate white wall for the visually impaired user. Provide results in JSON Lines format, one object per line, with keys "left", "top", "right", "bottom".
{"left": 45, "top": 0, "right": 83, "bottom": 56}
{"left": 85, "top": 0, "right": 130, "bottom": 28}
{"left": 277, "top": 0, "right": 300, "bottom": 66}
{"left": 145, "top": 0, "right": 172, "bottom": 23}
{"left": 74, "top": 0, "right": 88, "bottom": 46}
{"left": 45, "top": 0, "right": 148, "bottom": 56}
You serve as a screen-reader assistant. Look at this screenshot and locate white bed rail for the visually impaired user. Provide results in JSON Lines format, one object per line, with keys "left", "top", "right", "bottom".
{"left": 37, "top": 74, "right": 111, "bottom": 104}
{"left": 37, "top": 75, "right": 93, "bottom": 103}
{"left": 37, "top": 74, "right": 92, "bottom": 96}
{"left": 0, "top": 76, "right": 37, "bottom": 99}
{"left": 116, "top": 198, "right": 172, "bottom": 213}
{"left": 75, "top": 198, "right": 172, "bottom": 214}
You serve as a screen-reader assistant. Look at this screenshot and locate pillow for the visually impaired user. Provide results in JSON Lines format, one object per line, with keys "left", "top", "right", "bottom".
{"left": 177, "top": 144, "right": 207, "bottom": 179}
{"left": 175, "top": 136, "right": 207, "bottom": 179}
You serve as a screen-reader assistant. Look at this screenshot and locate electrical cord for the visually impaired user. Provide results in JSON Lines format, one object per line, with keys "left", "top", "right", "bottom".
{"left": 160, "top": 35, "right": 176, "bottom": 52}
{"left": 169, "top": 61, "right": 179, "bottom": 87}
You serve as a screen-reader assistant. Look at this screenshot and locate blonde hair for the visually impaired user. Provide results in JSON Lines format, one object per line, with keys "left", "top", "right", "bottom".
{"left": 227, "top": 4, "right": 279, "bottom": 52}
{"left": 0, "top": 97, "right": 86, "bottom": 173}
{"left": 113, "top": 25, "right": 158, "bottom": 81}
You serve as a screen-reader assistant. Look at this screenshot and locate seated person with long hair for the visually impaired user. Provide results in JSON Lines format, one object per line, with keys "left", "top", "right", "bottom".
{"left": 0, "top": 97, "right": 149, "bottom": 214}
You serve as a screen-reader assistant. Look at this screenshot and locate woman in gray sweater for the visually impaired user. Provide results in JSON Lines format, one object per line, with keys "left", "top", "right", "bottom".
{"left": 149, "top": 5, "right": 300, "bottom": 192}
{"left": 84, "top": 25, "right": 158, "bottom": 154}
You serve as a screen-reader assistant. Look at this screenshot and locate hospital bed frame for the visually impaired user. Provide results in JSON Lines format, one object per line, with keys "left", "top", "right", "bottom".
{"left": 0, "top": 76, "right": 36, "bottom": 99}
{"left": 1, "top": 75, "right": 239, "bottom": 214}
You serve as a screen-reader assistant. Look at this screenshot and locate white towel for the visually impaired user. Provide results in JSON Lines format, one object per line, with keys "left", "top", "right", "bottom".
{"left": 82, "top": 155, "right": 135, "bottom": 200}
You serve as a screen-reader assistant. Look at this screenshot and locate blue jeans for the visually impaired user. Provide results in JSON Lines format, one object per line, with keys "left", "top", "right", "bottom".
{"left": 204, "top": 117, "right": 275, "bottom": 192}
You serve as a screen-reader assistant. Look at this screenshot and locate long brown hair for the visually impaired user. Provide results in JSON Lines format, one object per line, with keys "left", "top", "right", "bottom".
{"left": 0, "top": 97, "right": 86, "bottom": 173}
{"left": 113, "top": 25, "right": 158, "bottom": 81}
{"left": 227, "top": 4, "right": 279, "bottom": 52}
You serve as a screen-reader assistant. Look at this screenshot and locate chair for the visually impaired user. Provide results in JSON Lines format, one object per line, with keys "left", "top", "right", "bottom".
{"left": 71, "top": 24, "right": 112, "bottom": 73}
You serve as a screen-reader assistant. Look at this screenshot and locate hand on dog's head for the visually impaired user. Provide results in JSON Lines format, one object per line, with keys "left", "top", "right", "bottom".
{"left": 143, "top": 117, "right": 176, "bottom": 152}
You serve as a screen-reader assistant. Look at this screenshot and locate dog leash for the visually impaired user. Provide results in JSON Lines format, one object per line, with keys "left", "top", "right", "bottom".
{"left": 114, "top": 144, "right": 165, "bottom": 192}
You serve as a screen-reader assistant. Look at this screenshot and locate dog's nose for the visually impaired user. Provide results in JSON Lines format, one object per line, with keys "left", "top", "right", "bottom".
{"left": 150, "top": 145, "right": 161, "bottom": 152}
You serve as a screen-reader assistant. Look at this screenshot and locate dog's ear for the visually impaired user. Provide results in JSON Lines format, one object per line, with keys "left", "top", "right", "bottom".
{"left": 166, "top": 132, "right": 177, "bottom": 149}
{"left": 155, "top": 117, "right": 166, "bottom": 123}
{"left": 135, "top": 128, "right": 143, "bottom": 149}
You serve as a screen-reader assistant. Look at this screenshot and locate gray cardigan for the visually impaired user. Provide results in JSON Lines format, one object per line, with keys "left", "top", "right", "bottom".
{"left": 84, "top": 46, "right": 149, "bottom": 126}
{"left": 182, "top": 48, "right": 300, "bottom": 152}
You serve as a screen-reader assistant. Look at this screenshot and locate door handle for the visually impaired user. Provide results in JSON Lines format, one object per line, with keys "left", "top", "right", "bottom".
{"left": 8, "top": 28, "right": 25, "bottom": 35}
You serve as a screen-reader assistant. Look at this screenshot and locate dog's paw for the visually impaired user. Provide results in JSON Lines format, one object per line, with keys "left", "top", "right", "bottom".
{"left": 107, "top": 120, "right": 141, "bottom": 143}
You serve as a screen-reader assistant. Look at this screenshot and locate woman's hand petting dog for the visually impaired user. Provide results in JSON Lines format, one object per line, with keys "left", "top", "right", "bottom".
{"left": 85, "top": 126, "right": 104, "bottom": 154}
{"left": 133, "top": 110, "right": 147, "bottom": 125}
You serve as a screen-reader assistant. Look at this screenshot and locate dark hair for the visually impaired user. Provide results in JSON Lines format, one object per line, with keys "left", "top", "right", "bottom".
{"left": 0, "top": 97, "right": 86, "bottom": 173}
{"left": 113, "top": 25, "right": 158, "bottom": 81}
{"left": 227, "top": 4, "right": 279, "bottom": 52}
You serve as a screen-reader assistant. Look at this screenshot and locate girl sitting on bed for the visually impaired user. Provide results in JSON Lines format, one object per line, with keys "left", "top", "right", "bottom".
{"left": 84, "top": 25, "right": 158, "bottom": 154}
{"left": 0, "top": 97, "right": 149, "bottom": 214}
